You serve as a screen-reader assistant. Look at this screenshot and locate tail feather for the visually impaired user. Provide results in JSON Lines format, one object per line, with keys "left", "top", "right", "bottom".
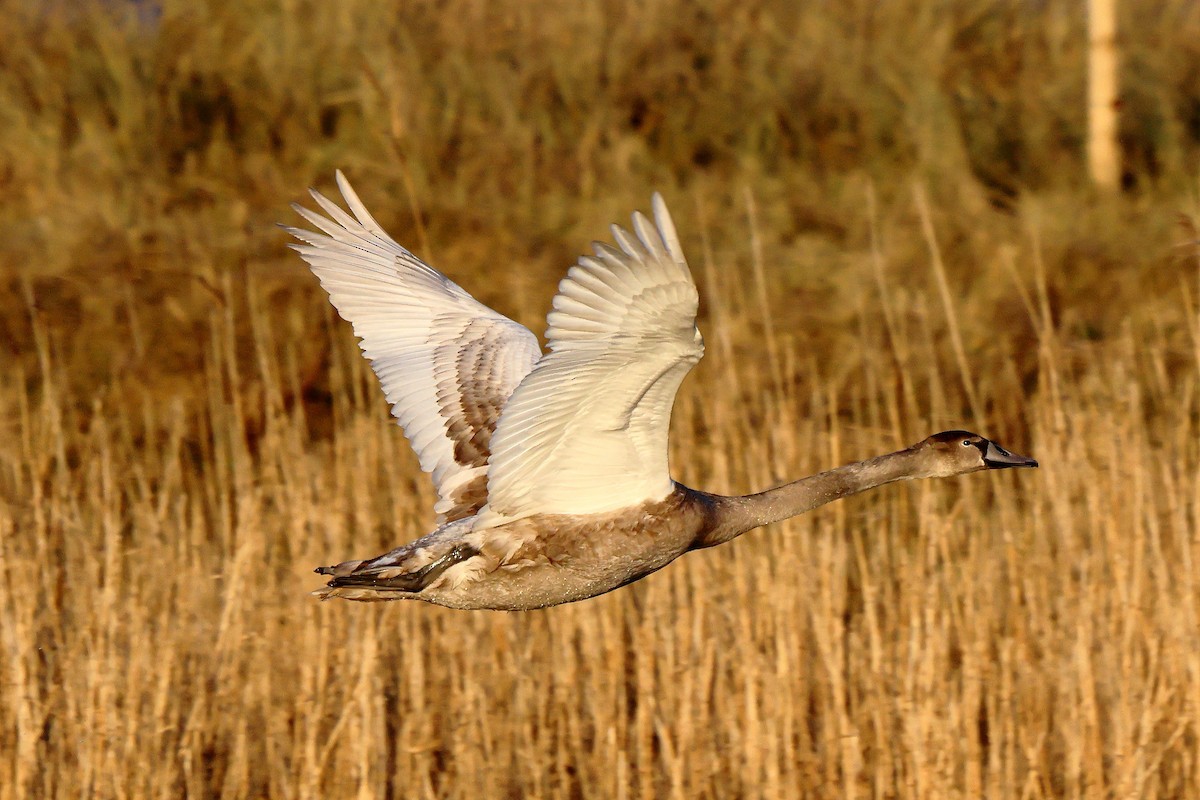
{"left": 313, "top": 544, "right": 480, "bottom": 602}
{"left": 314, "top": 559, "right": 364, "bottom": 577}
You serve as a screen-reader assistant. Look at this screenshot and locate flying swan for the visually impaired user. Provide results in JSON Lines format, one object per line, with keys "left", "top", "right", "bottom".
{"left": 285, "top": 173, "right": 1037, "bottom": 610}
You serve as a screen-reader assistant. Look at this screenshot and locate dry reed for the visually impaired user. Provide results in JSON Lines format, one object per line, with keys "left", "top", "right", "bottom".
{"left": 2, "top": 0, "right": 1199, "bottom": 797}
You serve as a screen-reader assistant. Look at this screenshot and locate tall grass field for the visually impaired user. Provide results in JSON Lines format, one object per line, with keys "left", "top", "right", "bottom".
{"left": 2, "top": 0, "right": 1199, "bottom": 796}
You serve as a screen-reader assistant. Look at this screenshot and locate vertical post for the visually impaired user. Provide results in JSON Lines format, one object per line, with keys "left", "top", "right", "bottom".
{"left": 1087, "top": 0, "right": 1120, "bottom": 190}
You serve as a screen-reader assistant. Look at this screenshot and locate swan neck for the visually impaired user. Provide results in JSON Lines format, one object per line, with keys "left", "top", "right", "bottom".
{"left": 704, "top": 448, "right": 921, "bottom": 546}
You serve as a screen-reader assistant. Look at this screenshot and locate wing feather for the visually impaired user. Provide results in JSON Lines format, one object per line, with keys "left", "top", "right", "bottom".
{"left": 479, "top": 194, "right": 702, "bottom": 524}
{"left": 285, "top": 172, "right": 541, "bottom": 522}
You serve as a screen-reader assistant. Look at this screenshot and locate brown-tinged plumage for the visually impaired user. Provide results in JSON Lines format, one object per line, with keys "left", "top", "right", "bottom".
{"left": 285, "top": 175, "right": 1037, "bottom": 610}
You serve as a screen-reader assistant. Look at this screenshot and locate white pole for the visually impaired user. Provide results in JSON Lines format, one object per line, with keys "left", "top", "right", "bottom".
{"left": 1087, "top": 0, "right": 1120, "bottom": 190}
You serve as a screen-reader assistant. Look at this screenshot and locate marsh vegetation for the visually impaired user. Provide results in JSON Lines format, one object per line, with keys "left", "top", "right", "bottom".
{"left": 2, "top": 0, "right": 1199, "bottom": 796}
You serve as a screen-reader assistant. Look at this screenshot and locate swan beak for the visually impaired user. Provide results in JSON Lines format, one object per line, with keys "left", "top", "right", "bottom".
{"left": 982, "top": 440, "right": 1038, "bottom": 469}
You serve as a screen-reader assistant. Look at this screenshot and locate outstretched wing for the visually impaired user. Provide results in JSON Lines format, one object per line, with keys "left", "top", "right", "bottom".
{"left": 478, "top": 194, "right": 702, "bottom": 524}
{"left": 285, "top": 172, "right": 541, "bottom": 522}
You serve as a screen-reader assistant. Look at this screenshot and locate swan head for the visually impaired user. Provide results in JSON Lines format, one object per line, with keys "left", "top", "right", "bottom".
{"left": 916, "top": 430, "right": 1038, "bottom": 477}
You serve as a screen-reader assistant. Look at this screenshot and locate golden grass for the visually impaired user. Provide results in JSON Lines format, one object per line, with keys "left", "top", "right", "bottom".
{"left": 2, "top": 0, "right": 1200, "bottom": 797}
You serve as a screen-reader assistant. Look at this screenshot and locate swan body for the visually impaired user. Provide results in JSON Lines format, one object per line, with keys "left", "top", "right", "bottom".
{"left": 286, "top": 174, "right": 1037, "bottom": 610}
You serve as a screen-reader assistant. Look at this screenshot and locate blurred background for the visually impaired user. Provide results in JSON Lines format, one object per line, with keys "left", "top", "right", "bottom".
{"left": 1, "top": 0, "right": 1199, "bottom": 797}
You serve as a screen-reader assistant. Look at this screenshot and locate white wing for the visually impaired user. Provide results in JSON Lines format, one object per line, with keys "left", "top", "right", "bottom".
{"left": 479, "top": 194, "right": 702, "bottom": 524}
{"left": 284, "top": 171, "right": 541, "bottom": 522}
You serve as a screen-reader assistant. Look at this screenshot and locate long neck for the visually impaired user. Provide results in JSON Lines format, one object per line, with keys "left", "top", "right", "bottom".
{"left": 697, "top": 448, "right": 925, "bottom": 548}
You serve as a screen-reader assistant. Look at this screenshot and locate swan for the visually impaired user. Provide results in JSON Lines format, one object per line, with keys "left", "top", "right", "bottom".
{"left": 285, "top": 173, "right": 1037, "bottom": 610}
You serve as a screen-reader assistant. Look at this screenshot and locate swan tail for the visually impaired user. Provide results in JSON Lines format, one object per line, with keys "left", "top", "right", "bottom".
{"left": 312, "top": 544, "right": 480, "bottom": 602}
